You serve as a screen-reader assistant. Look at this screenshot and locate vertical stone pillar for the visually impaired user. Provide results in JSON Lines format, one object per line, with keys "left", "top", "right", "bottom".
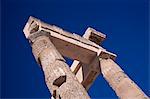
{"left": 32, "top": 36, "right": 90, "bottom": 99}
{"left": 100, "top": 58, "right": 148, "bottom": 99}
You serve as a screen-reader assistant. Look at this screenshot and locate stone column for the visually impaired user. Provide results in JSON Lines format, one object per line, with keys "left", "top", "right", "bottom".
{"left": 31, "top": 36, "right": 90, "bottom": 99}
{"left": 100, "top": 58, "right": 148, "bottom": 99}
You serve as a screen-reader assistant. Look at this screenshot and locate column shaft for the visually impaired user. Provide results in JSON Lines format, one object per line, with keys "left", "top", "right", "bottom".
{"left": 32, "top": 36, "right": 90, "bottom": 99}
{"left": 100, "top": 58, "right": 148, "bottom": 99}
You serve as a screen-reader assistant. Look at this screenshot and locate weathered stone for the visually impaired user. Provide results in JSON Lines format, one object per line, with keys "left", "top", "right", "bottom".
{"left": 71, "top": 27, "right": 115, "bottom": 90}
{"left": 32, "top": 36, "right": 90, "bottom": 99}
{"left": 23, "top": 16, "right": 115, "bottom": 65}
{"left": 100, "top": 59, "right": 148, "bottom": 99}
{"left": 83, "top": 27, "right": 106, "bottom": 45}
{"left": 23, "top": 16, "right": 148, "bottom": 99}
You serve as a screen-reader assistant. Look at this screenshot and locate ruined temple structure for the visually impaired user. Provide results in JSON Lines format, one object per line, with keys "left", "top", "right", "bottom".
{"left": 23, "top": 16, "right": 148, "bottom": 99}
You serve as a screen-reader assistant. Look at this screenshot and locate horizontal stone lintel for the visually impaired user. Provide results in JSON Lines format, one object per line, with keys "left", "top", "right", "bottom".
{"left": 23, "top": 16, "right": 116, "bottom": 64}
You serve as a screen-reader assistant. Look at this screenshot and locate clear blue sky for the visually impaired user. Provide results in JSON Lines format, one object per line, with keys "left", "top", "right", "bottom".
{"left": 1, "top": 0, "right": 149, "bottom": 98}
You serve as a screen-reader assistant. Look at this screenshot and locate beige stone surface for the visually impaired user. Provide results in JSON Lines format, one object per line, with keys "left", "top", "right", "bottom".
{"left": 71, "top": 57, "right": 101, "bottom": 90}
{"left": 23, "top": 16, "right": 115, "bottom": 64}
{"left": 83, "top": 27, "right": 106, "bottom": 45}
{"left": 32, "top": 36, "right": 90, "bottom": 99}
{"left": 23, "top": 16, "right": 148, "bottom": 99}
{"left": 100, "top": 59, "right": 148, "bottom": 99}
{"left": 71, "top": 27, "right": 115, "bottom": 90}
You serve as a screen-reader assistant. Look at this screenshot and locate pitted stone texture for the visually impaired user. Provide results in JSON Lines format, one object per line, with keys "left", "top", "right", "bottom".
{"left": 23, "top": 17, "right": 148, "bottom": 99}
{"left": 32, "top": 36, "right": 64, "bottom": 65}
{"left": 100, "top": 59, "right": 148, "bottom": 99}
{"left": 32, "top": 36, "right": 90, "bottom": 99}
{"left": 115, "top": 78, "right": 148, "bottom": 99}
{"left": 58, "top": 81, "right": 90, "bottom": 99}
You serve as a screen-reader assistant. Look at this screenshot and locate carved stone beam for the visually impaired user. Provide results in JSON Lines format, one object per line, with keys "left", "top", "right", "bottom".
{"left": 23, "top": 16, "right": 90, "bottom": 99}
{"left": 23, "top": 16, "right": 108, "bottom": 64}
{"left": 71, "top": 27, "right": 116, "bottom": 90}
{"left": 23, "top": 16, "right": 116, "bottom": 90}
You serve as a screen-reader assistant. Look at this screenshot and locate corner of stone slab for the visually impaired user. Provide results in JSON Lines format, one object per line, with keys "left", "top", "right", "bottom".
{"left": 23, "top": 16, "right": 41, "bottom": 39}
{"left": 84, "top": 27, "right": 107, "bottom": 45}
{"left": 85, "top": 27, "right": 106, "bottom": 38}
{"left": 97, "top": 49, "right": 117, "bottom": 61}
